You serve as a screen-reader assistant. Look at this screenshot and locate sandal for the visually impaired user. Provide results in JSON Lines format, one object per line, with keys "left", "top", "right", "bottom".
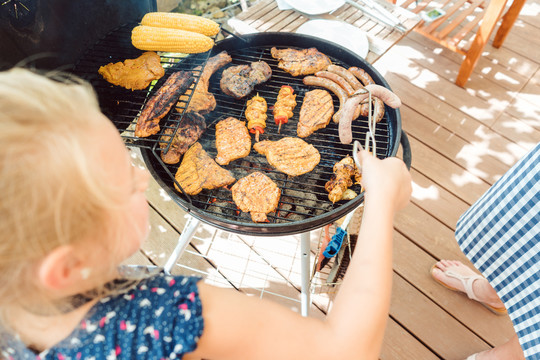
{"left": 430, "top": 263, "right": 507, "bottom": 315}
{"left": 466, "top": 354, "right": 478, "bottom": 360}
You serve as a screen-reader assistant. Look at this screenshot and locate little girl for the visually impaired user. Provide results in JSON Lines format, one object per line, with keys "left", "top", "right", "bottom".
{"left": 0, "top": 68, "right": 412, "bottom": 360}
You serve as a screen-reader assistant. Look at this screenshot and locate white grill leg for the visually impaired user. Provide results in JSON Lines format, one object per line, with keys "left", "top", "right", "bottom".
{"left": 300, "top": 232, "right": 311, "bottom": 316}
{"left": 163, "top": 216, "right": 201, "bottom": 274}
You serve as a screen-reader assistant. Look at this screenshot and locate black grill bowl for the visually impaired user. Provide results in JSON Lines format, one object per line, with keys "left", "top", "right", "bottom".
{"left": 140, "top": 32, "right": 405, "bottom": 236}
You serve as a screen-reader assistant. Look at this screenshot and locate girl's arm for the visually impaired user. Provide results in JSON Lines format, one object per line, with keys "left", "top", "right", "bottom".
{"left": 186, "top": 149, "right": 412, "bottom": 360}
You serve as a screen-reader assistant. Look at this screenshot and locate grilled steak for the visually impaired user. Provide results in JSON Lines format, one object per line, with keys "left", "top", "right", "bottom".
{"left": 135, "top": 71, "right": 194, "bottom": 137}
{"left": 297, "top": 89, "right": 334, "bottom": 138}
{"left": 177, "top": 51, "right": 232, "bottom": 114}
{"left": 174, "top": 142, "right": 236, "bottom": 195}
{"left": 254, "top": 137, "right": 320, "bottom": 176}
{"left": 215, "top": 117, "right": 251, "bottom": 165}
{"left": 220, "top": 61, "right": 272, "bottom": 99}
{"left": 98, "top": 51, "right": 164, "bottom": 91}
{"left": 270, "top": 47, "right": 331, "bottom": 77}
{"left": 231, "top": 172, "right": 281, "bottom": 223}
{"left": 159, "top": 112, "right": 206, "bottom": 164}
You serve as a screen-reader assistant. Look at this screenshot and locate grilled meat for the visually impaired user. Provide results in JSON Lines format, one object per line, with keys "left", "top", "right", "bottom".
{"left": 325, "top": 156, "right": 361, "bottom": 203}
{"left": 220, "top": 61, "right": 272, "bottom": 99}
{"left": 231, "top": 172, "right": 281, "bottom": 223}
{"left": 297, "top": 89, "right": 334, "bottom": 138}
{"left": 215, "top": 117, "right": 251, "bottom": 165}
{"left": 245, "top": 94, "right": 267, "bottom": 142}
{"left": 135, "top": 71, "right": 194, "bottom": 137}
{"left": 98, "top": 51, "right": 164, "bottom": 90}
{"left": 174, "top": 142, "right": 236, "bottom": 195}
{"left": 270, "top": 47, "right": 331, "bottom": 77}
{"left": 177, "top": 51, "right": 232, "bottom": 114}
{"left": 254, "top": 137, "right": 320, "bottom": 176}
{"left": 159, "top": 112, "right": 206, "bottom": 164}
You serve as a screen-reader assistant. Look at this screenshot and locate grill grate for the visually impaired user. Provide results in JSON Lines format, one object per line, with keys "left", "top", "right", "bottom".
{"left": 73, "top": 25, "right": 399, "bottom": 236}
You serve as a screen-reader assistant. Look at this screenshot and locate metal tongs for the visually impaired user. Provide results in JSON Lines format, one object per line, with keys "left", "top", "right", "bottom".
{"left": 345, "top": 0, "right": 407, "bottom": 33}
{"left": 352, "top": 86, "right": 377, "bottom": 173}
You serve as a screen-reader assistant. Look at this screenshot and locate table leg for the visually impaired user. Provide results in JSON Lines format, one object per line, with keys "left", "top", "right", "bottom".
{"left": 300, "top": 232, "right": 311, "bottom": 317}
{"left": 163, "top": 217, "right": 201, "bottom": 274}
{"left": 492, "top": 0, "right": 526, "bottom": 48}
{"left": 456, "top": 0, "right": 508, "bottom": 86}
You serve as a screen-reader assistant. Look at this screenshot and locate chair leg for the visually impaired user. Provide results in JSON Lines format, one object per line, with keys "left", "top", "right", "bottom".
{"left": 456, "top": 0, "right": 509, "bottom": 87}
{"left": 492, "top": 0, "right": 526, "bottom": 48}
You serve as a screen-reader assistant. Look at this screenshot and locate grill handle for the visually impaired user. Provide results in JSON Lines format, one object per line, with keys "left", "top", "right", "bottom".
{"left": 400, "top": 131, "right": 412, "bottom": 170}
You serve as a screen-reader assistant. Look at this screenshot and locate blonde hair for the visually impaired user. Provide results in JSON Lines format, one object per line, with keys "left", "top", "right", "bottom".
{"left": 0, "top": 68, "right": 130, "bottom": 317}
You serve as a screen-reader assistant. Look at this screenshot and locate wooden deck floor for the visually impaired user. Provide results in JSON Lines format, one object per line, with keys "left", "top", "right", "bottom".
{"left": 126, "top": 1, "right": 540, "bottom": 358}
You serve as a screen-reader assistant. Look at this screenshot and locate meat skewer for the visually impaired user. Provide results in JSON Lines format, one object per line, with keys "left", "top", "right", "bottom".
{"left": 273, "top": 85, "right": 297, "bottom": 133}
{"left": 135, "top": 71, "right": 194, "bottom": 137}
{"left": 245, "top": 94, "right": 267, "bottom": 142}
{"left": 325, "top": 156, "right": 361, "bottom": 203}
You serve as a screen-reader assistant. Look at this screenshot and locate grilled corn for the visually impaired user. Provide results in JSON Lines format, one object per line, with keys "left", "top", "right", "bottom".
{"left": 131, "top": 25, "right": 213, "bottom": 53}
{"left": 141, "top": 12, "right": 220, "bottom": 36}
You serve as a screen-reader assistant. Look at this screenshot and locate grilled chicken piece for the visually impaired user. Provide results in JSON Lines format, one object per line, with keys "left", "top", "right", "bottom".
{"left": 325, "top": 156, "right": 361, "bottom": 203}
{"left": 297, "top": 89, "right": 334, "bottom": 138}
{"left": 98, "top": 52, "right": 164, "bottom": 90}
{"left": 273, "top": 85, "right": 297, "bottom": 133}
{"left": 176, "top": 51, "right": 232, "bottom": 114}
{"left": 174, "top": 142, "right": 236, "bottom": 195}
{"left": 220, "top": 61, "right": 272, "bottom": 99}
{"left": 231, "top": 172, "right": 281, "bottom": 222}
{"left": 270, "top": 47, "right": 331, "bottom": 77}
{"left": 245, "top": 94, "right": 267, "bottom": 142}
{"left": 159, "top": 112, "right": 206, "bottom": 164}
{"left": 215, "top": 117, "right": 251, "bottom": 165}
{"left": 135, "top": 71, "right": 194, "bottom": 137}
{"left": 254, "top": 137, "right": 320, "bottom": 176}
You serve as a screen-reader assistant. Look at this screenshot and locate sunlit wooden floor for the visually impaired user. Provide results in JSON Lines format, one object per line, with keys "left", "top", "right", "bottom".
{"left": 126, "top": 1, "right": 540, "bottom": 358}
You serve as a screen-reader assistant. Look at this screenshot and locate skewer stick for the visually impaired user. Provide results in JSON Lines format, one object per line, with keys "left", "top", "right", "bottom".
{"left": 277, "top": 122, "right": 282, "bottom": 133}
{"left": 255, "top": 130, "right": 260, "bottom": 142}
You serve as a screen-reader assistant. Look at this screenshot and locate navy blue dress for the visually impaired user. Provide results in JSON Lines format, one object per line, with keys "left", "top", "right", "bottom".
{"left": 2, "top": 273, "right": 204, "bottom": 360}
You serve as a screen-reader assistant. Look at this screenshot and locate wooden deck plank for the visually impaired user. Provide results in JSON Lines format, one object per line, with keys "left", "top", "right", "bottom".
{"left": 390, "top": 273, "right": 491, "bottom": 359}
{"left": 393, "top": 231, "right": 515, "bottom": 345}
{"left": 380, "top": 318, "right": 440, "bottom": 360}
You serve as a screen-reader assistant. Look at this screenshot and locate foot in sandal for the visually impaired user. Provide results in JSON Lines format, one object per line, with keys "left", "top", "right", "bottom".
{"left": 431, "top": 260, "right": 507, "bottom": 315}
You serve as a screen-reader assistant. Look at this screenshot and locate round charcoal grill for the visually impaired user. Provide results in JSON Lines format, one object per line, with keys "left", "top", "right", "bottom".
{"left": 73, "top": 26, "right": 411, "bottom": 237}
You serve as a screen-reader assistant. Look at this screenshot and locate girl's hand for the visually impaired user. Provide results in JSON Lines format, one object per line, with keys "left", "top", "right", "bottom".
{"left": 357, "top": 148, "right": 412, "bottom": 211}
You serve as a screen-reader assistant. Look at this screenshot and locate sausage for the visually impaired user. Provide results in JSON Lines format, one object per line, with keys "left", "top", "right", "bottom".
{"left": 348, "top": 66, "right": 375, "bottom": 85}
{"left": 327, "top": 64, "right": 363, "bottom": 90}
{"left": 303, "top": 76, "right": 350, "bottom": 123}
{"left": 358, "top": 97, "right": 385, "bottom": 123}
{"left": 315, "top": 71, "right": 355, "bottom": 96}
{"left": 338, "top": 85, "right": 402, "bottom": 144}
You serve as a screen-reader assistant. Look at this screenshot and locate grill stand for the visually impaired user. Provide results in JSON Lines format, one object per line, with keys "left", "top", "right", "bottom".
{"left": 163, "top": 216, "right": 313, "bottom": 317}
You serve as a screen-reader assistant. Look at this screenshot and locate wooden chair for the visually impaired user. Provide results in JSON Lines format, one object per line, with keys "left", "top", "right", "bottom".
{"left": 393, "top": 0, "right": 526, "bottom": 86}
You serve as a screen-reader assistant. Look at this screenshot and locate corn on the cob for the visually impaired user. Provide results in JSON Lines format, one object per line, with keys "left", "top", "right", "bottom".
{"left": 132, "top": 25, "right": 214, "bottom": 53}
{"left": 141, "top": 12, "right": 220, "bottom": 36}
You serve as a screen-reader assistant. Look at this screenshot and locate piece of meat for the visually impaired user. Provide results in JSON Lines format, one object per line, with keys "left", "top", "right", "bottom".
{"left": 245, "top": 94, "right": 268, "bottom": 142}
{"left": 315, "top": 71, "right": 355, "bottom": 96}
{"left": 327, "top": 65, "right": 363, "bottom": 90}
{"left": 303, "top": 75, "right": 356, "bottom": 123}
{"left": 273, "top": 85, "right": 297, "bottom": 133}
{"left": 270, "top": 47, "right": 331, "bottom": 76}
{"left": 231, "top": 171, "right": 281, "bottom": 222}
{"left": 297, "top": 89, "right": 334, "bottom": 138}
{"left": 337, "top": 84, "right": 402, "bottom": 144}
{"left": 135, "top": 71, "right": 195, "bottom": 137}
{"left": 220, "top": 61, "right": 272, "bottom": 99}
{"left": 176, "top": 51, "right": 232, "bottom": 114}
{"left": 98, "top": 52, "right": 164, "bottom": 91}
{"left": 325, "top": 156, "right": 361, "bottom": 203}
{"left": 159, "top": 112, "right": 206, "bottom": 164}
{"left": 215, "top": 117, "right": 251, "bottom": 165}
{"left": 253, "top": 137, "right": 320, "bottom": 176}
{"left": 174, "top": 142, "right": 236, "bottom": 196}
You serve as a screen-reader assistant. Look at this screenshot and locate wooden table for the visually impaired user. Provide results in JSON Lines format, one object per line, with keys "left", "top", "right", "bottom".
{"left": 228, "top": 0, "right": 421, "bottom": 64}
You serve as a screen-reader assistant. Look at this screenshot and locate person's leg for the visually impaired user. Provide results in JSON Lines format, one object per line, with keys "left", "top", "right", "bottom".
{"left": 431, "top": 260, "right": 505, "bottom": 310}
{"left": 475, "top": 334, "right": 525, "bottom": 360}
